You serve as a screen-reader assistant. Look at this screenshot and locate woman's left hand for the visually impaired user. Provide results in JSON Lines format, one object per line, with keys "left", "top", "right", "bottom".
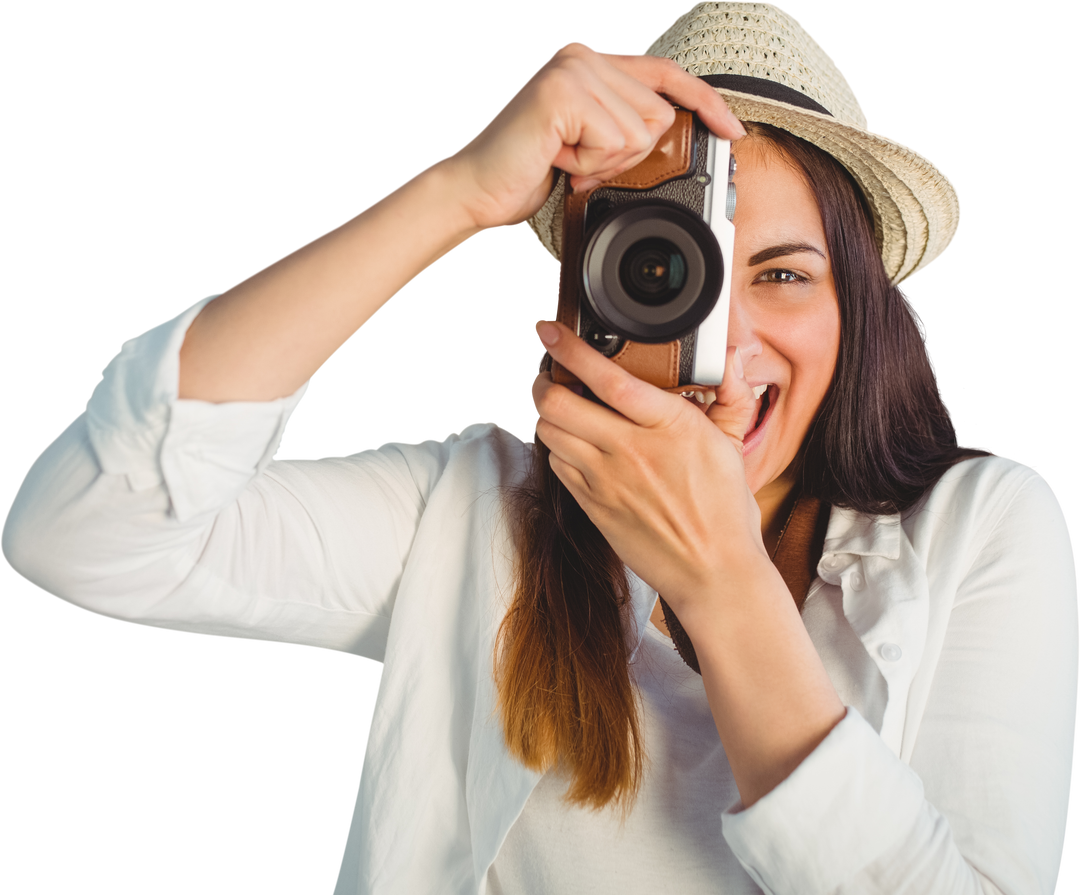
{"left": 533, "top": 320, "right": 769, "bottom": 611}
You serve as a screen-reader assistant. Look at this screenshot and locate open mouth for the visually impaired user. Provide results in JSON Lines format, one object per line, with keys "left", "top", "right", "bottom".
{"left": 743, "top": 380, "right": 777, "bottom": 451}
{"left": 682, "top": 382, "right": 777, "bottom": 443}
{"left": 745, "top": 383, "right": 776, "bottom": 440}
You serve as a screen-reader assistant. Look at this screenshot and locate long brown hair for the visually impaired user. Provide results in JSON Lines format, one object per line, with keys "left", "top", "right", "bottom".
{"left": 495, "top": 122, "right": 982, "bottom": 810}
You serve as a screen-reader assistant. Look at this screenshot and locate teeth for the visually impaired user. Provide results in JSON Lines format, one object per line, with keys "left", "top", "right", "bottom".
{"left": 682, "top": 386, "right": 768, "bottom": 410}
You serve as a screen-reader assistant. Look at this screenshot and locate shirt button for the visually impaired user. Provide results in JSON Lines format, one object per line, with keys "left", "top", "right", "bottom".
{"left": 880, "top": 643, "right": 902, "bottom": 662}
{"left": 849, "top": 573, "right": 864, "bottom": 590}
{"left": 823, "top": 555, "right": 842, "bottom": 570}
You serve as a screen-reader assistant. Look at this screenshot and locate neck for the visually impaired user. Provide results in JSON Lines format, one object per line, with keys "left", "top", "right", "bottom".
{"left": 756, "top": 461, "right": 801, "bottom": 556}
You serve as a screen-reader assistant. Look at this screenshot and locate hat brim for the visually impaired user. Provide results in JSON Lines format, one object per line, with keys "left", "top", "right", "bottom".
{"left": 528, "top": 89, "right": 959, "bottom": 285}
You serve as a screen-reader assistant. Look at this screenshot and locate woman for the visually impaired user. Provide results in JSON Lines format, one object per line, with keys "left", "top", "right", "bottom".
{"left": 3, "top": 3, "right": 1075, "bottom": 893}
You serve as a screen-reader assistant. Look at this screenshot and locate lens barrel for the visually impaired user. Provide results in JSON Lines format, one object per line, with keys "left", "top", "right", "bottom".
{"left": 581, "top": 200, "right": 722, "bottom": 344}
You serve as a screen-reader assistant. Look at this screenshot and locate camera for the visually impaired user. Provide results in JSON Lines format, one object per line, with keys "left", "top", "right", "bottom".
{"left": 552, "top": 109, "right": 736, "bottom": 392}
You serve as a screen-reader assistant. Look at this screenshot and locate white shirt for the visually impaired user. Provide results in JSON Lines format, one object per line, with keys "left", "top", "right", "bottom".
{"left": 3, "top": 297, "right": 1077, "bottom": 894}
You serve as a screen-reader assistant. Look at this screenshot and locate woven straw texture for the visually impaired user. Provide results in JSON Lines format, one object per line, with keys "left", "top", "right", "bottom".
{"left": 527, "top": 2, "right": 959, "bottom": 284}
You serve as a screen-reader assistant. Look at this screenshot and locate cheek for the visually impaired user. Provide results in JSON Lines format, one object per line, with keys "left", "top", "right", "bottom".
{"left": 775, "top": 300, "right": 841, "bottom": 400}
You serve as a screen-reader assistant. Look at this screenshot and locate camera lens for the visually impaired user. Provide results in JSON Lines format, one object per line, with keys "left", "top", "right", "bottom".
{"left": 619, "top": 239, "right": 687, "bottom": 307}
{"left": 581, "top": 199, "right": 723, "bottom": 344}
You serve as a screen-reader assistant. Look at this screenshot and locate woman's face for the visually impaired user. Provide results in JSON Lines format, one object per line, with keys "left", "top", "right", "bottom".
{"left": 721, "top": 138, "right": 841, "bottom": 499}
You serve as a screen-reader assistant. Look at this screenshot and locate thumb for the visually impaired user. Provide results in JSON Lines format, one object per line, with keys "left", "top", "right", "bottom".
{"left": 704, "top": 347, "right": 758, "bottom": 450}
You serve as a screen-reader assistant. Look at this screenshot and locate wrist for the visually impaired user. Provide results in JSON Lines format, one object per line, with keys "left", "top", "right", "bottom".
{"left": 669, "top": 553, "right": 788, "bottom": 641}
{"left": 408, "top": 158, "right": 487, "bottom": 248}
{"left": 424, "top": 151, "right": 516, "bottom": 237}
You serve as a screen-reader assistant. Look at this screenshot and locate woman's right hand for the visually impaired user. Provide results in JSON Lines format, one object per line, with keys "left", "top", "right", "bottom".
{"left": 446, "top": 44, "right": 746, "bottom": 231}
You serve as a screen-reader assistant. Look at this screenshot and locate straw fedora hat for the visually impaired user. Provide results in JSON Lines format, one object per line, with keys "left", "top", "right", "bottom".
{"left": 528, "top": 2, "right": 958, "bottom": 284}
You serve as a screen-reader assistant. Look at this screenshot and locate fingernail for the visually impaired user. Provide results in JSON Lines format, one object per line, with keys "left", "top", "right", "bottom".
{"left": 734, "top": 346, "right": 745, "bottom": 380}
{"left": 536, "top": 321, "right": 560, "bottom": 347}
{"left": 727, "top": 111, "right": 747, "bottom": 138}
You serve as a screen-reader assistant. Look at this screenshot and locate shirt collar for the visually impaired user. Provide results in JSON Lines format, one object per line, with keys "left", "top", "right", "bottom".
{"left": 823, "top": 506, "right": 901, "bottom": 560}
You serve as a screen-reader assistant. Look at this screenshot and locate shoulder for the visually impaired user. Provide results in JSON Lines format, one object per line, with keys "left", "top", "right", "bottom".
{"left": 918, "top": 454, "right": 1044, "bottom": 507}
{"left": 901, "top": 455, "right": 1072, "bottom": 584}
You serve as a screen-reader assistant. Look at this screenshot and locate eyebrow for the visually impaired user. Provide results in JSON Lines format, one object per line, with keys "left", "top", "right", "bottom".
{"left": 747, "top": 243, "right": 826, "bottom": 267}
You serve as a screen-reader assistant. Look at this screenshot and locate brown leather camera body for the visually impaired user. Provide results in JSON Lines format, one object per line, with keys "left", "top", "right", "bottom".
{"left": 552, "top": 110, "right": 726, "bottom": 395}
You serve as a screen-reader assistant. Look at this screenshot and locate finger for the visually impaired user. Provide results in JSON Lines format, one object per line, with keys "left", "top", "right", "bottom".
{"left": 544, "top": 48, "right": 743, "bottom": 193}
{"left": 550, "top": 94, "right": 654, "bottom": 184}
{"left": 533, "top": 372, "right": 635, "bottom": 454}
{"left": 532, "top": 369, "right": 577, "bottom": 412}
{"left": 547, "top": 450, "right": 594, "bottom": 509}
{"left": 545, "top": 61, "right": 666, "bottom": 182}
{"left": 552, "top": 45, "right": 676, "bottom": 137}
{"left": 605, "top": 54, "right": 746, "bottom": 140}
{"left": 551, "top": 46, "right": 743, "bottom": 144}
{"left": 531, "top": 373, "right": 609, "bottom": 492}
{"left": 704, "top": 346, "right": 759, "bottom": 447}
{"left": 536, "top": 321, "right": 682, "bottom": 430}
{"left": 534, "top": 414, "right": 603, "bottom": 476}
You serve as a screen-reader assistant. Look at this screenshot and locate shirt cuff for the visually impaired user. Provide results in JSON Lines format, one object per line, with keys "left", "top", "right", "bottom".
{"left": 85, "top": 296, "right": 306, "bottom": 522}
{"left": 720, "top": 707, "right": 926, "bottom": 895}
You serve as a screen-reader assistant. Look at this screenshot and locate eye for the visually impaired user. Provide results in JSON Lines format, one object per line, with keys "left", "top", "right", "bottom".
{"left": 757, "top": 268, "right": 804, "bottom": 284}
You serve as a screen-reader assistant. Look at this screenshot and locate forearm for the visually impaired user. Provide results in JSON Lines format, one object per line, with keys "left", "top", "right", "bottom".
{"left": 683, "top": 557, "right": 846, "bottom": 808}
{"left": 178, "top": 157, "right": 481, "bottom": 403}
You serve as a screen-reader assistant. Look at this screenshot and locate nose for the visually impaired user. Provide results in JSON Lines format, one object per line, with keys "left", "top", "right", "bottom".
{"left": 727, "top": 284, "right": 763, "bottom": 364}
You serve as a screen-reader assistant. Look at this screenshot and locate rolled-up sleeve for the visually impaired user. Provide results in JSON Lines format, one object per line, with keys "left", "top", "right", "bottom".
{"left": 3, "top": 297, "right": 458, "bottom": 661}
{"left": 721, "top": 469, "right": 1077, "bottom": 894}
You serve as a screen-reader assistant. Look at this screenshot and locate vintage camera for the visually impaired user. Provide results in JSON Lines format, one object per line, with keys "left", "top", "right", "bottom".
{"left": 552, "top": 109, "right": 736, "bottom": 392}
